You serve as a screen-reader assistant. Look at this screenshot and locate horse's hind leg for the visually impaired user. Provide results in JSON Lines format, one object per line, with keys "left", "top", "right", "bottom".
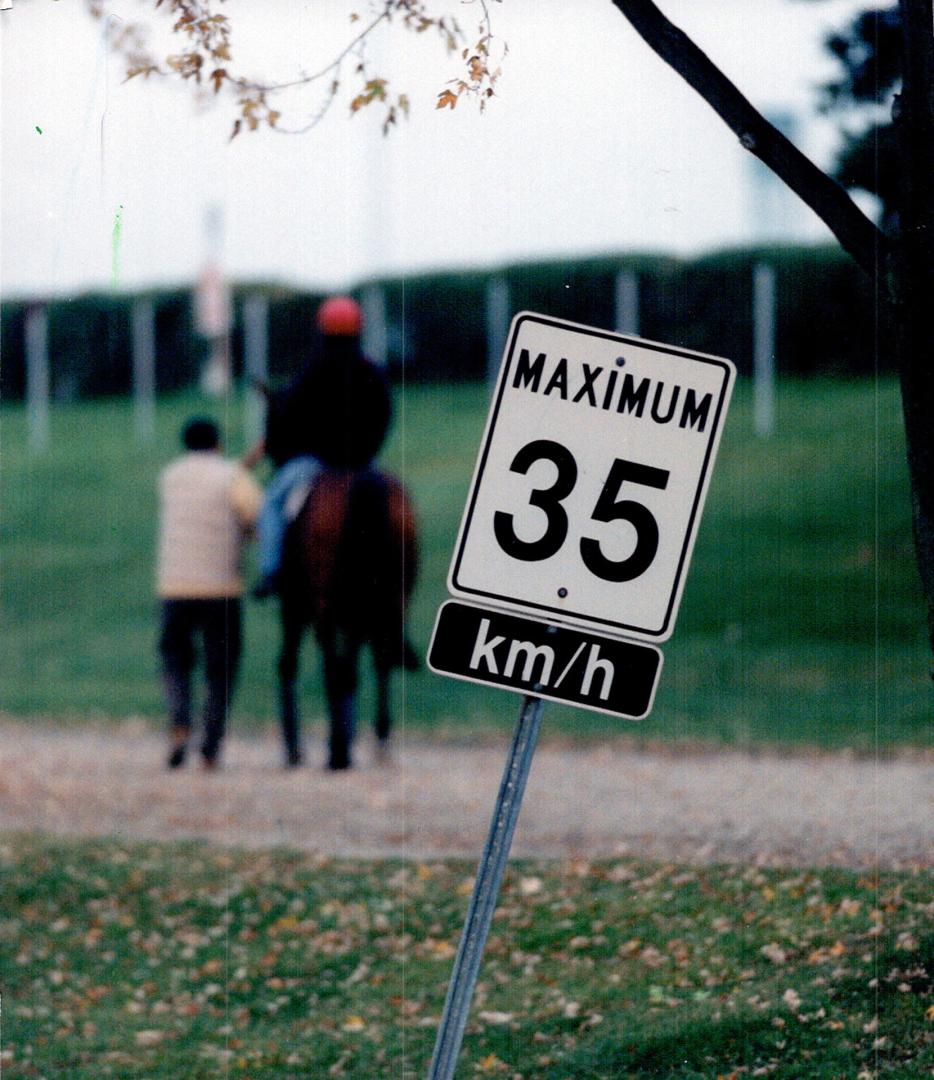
{"left": 372, "top": 646, "right": 394, "bottom": 764}
{"left": 320, "top": 631, "right": 359, "bottom": 770}
{"left": 278, "top": 616, "right": 305, "bottom": 767}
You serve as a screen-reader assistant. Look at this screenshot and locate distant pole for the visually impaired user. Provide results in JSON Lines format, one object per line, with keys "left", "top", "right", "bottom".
{"left": 243, "top": 293, "right": 268, "bottom": 444}
{"left": 25, "top": 305, "right": 50, "bottom": 452}
{"left": 753, "top": 263, "right": 776, "bottom": 437}
{"left": 131, "top": 297, "right": 156, "bottom": 442}
{"left": 196, "top": 204, "right": 232, "bottom": 397}
{"left": 361, "top": 284, "right": 388, "bottom": 367}
{"left": 614, "top": 270, "right": 640, "bottom": 336}
{"left": 485, "top": 277, "right": 510, "bottom": 387}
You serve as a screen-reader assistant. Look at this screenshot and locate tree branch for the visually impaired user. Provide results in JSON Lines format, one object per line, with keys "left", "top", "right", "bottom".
{"left": 610, "top": 0, "right": 886, "bottom": 276}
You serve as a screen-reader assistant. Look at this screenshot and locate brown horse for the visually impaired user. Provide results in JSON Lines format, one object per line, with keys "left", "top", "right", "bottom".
{"left": 277, "top": 467, "right": 419, "bottom": 769}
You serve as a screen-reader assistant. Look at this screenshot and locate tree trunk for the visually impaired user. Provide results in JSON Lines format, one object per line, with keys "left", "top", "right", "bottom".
{"left": 610, "top": 0, "right": 934, "bottom": 669}
{"left": 894, "top": 0, "right": 934, "bottom": 666}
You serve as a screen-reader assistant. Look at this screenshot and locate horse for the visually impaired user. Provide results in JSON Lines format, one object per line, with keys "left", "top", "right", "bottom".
{"left": 276, "top": 466, "right": 419, "bottom": 770}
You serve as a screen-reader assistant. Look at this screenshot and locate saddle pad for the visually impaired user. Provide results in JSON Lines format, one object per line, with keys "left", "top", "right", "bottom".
{"left": 285, "top": 480, "right": 314, "bottom": 523}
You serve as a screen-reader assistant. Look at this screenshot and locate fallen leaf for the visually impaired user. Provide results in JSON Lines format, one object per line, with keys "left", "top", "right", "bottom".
{"left": 761, "top": 943, "right": 788, "bottom": 965}
{"left": 476, "top": 1053, "right": 507, "bottom": 1073}
{"left": 134, "top": 1030, "right": 166, "bottom": 1047}
{"left": 478, "top": 1010, "right": 513, "bottom": 1025}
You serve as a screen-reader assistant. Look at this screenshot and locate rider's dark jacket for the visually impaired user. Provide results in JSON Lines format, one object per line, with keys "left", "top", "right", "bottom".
{"left": 264, "top": 338, "right": 392, "bottom": 470}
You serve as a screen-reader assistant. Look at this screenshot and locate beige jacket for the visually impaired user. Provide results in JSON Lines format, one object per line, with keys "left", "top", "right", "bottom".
{"left": 156, "top": 452, "right": 262, "bottom": 599}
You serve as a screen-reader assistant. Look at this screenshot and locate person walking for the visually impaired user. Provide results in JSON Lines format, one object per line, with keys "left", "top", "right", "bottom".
{"left": 250, "top": 295, "right": 393, "bottom": 599}
{"left": 156, "top": 417, "right": 262, "bottom": 769}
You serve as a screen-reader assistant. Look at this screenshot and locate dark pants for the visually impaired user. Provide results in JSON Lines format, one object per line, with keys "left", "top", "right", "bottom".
{"left": 158, "top": 598, "right": 242, "bottom": 761}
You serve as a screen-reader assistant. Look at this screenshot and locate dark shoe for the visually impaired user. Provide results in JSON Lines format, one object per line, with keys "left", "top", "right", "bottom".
{"left": 285, "top": 749, "right": 304, "bottom": 769}
{"left": 200, "top": 754, "right": 220, "bottom": 772}
{"left": 252, "top": 572, "right": 280, "bottom": 600}
{"left": 167, "top": 727, "right": 188, "bottom": 769}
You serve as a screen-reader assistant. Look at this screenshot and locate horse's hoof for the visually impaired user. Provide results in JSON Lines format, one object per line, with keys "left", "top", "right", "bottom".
{"left": 326, "top": 759, "right": 352, "bottom": 771}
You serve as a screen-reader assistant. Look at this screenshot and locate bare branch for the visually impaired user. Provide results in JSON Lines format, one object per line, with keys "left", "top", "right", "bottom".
{"left": 240, "top": 3, "right": 394, "bottom": 95}
{"left": 610, "top": 0, "right": 887, "bottom": 275}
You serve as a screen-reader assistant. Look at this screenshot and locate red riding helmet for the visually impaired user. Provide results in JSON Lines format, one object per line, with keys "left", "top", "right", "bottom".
{"left": 316, "top": 296, "right": 363, "bottom": 337}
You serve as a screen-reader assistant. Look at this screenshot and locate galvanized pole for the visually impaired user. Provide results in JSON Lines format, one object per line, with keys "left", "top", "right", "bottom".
{"left": 131, "top": 297, "right": 156, "bottom": 443}
{"left": 752, "top": 263, "right": 776, "bottom": 438}
{"left": 25, "top": 304, "right": 50, "bottom": 452}
{"left": 243, "top": 293, "right": 268, "bottom": 445}
{"left": 361, "top": 284, "right": 388, "bottom": 368}
{"left": 427, "top": 695, "right": 544, "bottom": 1080}
{"left": 485, "top": 278, "right": 510, "bottom": 390}
{"left": 614, "top": 269, "right": 640, "bottom": 336}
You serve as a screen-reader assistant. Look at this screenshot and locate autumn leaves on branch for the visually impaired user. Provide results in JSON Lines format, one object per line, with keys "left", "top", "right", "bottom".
{"left": 85, "top": 0, "right": 504, "bottom": 138}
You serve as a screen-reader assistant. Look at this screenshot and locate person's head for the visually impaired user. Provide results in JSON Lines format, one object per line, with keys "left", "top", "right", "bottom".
{"left": 316, "top": 295, "right": 363, "bottom": 338}
{"left": 181, "top": 416, "right": 220, "bottom": 452}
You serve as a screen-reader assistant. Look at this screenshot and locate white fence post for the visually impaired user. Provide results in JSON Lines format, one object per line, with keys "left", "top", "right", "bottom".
{"left": 614, "top": 270, "right": 640, "bottom": 336}
{"left": 361, "top": 284, "right": 388, "bottom": 368}
{"left": 485, "top": 277, "right": 510, "bottom": 387}
{"left": 753, "top": 263, "right": 776, "bottom": 438}
{"left": 25, "top": 305, "right": 50, "bottom": 451}
{"left": 132, "top": 297, "right": 156, "bottom": 442}
{"left": 243, "top": 293, "right": 269, "bottom": 445}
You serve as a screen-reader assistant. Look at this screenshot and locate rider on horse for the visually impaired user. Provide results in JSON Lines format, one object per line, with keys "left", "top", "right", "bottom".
{"left": 250, "top": 295, "right": 393, "bottom": 599}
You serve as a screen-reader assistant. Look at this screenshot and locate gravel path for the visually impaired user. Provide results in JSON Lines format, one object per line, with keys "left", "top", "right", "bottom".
{"left": 1, "top": 720, "right": 930, "bottom": 868}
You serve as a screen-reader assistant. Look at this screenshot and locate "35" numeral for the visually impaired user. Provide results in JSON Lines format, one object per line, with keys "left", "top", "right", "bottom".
{"left": 492, "top": 439, "right": 670, "bottom": 582}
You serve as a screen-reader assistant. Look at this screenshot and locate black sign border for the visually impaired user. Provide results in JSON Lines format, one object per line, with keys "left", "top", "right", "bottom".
{"left": 449, "top": 312, "right": 734, "bottom": 640}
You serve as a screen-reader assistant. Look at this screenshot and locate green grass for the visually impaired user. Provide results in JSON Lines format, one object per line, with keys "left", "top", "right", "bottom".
{"left": 1, "top": 378, "right": 930, "bottom": 749}
{"left": 1, "top": 835, "right": 931, "bottom": 1077}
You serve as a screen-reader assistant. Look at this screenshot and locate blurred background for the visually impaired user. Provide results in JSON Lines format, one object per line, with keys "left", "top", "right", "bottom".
{"left": 2, "top": 0, "right": 928, "bottom": 750}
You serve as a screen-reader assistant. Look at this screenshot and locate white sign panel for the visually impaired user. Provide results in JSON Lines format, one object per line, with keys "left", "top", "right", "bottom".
{"left": 449, "top": 312, "right": 734, "bottom": 642}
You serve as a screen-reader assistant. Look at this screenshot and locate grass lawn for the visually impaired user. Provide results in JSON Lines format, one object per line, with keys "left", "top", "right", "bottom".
{"left": 1, "top": 377, "right": 930, "bottom": 749}
{"left": 1, "top": 835, "right": 931, "bottom": 1078}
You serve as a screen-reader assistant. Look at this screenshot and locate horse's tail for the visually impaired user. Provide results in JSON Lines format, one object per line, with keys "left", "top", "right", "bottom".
{"left": 334, "top": 469, "right": 419, "bottom": 664}
{"left": 381, "top": 473, "right": 419, "bottom": 610}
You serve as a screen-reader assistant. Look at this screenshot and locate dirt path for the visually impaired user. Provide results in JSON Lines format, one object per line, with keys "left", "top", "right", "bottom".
{"left": 0, "top": 719, "right": 930, "bottom": 868}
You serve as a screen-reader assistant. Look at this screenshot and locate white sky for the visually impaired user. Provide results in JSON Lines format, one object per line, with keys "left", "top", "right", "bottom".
{"left": 1, "top": 0, "right": 872, "bottom": 299}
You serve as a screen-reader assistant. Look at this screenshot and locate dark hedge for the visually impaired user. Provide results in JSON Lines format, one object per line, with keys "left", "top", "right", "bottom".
{"left": 0, "top": 246, "right": 878, "bottom": 402}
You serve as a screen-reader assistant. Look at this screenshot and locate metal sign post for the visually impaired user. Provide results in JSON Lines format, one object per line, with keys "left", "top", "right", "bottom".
{"left": 427, "top": 694, "right": 544, "bottom": 1080}
{"left": 427, "top": 312, "right": 734, "bottom": 1077}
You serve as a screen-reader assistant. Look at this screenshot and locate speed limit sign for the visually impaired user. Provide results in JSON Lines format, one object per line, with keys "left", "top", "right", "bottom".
{"left": 449, "top": 312, "right": 735, "bottom": 642}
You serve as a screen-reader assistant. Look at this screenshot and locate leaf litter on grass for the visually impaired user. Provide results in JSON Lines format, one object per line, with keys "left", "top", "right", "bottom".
{"left": 1, "top": 836, "right": 931, "bottom": 1077}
